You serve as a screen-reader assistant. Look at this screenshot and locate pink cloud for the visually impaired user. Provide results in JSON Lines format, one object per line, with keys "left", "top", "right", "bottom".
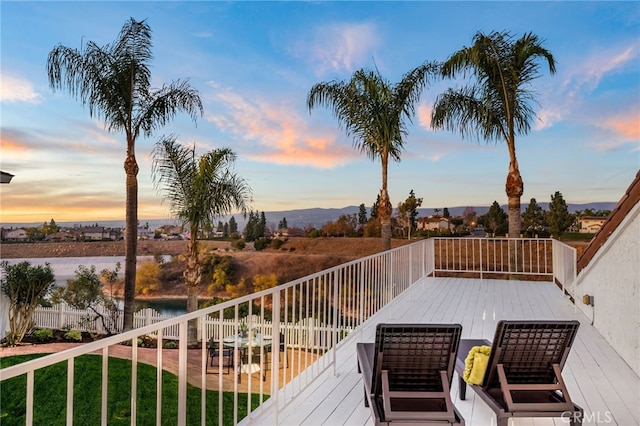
{"left": 600, "top": 111, "right": 640, "bottom": 141}
{"left": 205, "top": 83, "right": 358, "bottom": 168}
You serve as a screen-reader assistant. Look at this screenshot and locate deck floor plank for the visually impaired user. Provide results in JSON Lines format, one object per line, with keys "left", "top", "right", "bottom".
{"left": 245, "top": 277, "right": 640, "bottom": 426}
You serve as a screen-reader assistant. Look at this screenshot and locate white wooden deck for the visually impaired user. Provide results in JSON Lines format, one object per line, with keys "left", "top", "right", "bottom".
{"left": 245, "top": 277, "right": 640, "bottom": 426}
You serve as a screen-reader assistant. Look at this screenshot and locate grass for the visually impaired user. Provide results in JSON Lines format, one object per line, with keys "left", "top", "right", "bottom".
{"left": 0, "top": 354, "right": 264, "bottom": 425}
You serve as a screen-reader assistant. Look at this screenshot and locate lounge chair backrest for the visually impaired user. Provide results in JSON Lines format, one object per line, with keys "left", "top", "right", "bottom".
{"left": 372, "top": 324, "right": 462, "bottom": 397}
{"left": 483, "top": 320, "right": 580, "bottom": 389}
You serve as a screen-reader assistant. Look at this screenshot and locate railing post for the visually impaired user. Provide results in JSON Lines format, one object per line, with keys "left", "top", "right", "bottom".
{"left": 479, "top": 238, "right": 483, "bottom": 280}
{"left": 332, "top": 270, "right": 339, "bottom": 376}
{"left": 59, "top": 302, "right": 65, "bottom": 330}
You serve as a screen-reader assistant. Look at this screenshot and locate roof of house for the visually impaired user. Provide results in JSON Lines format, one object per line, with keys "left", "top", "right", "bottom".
{"left": 577, "top": 169, "right": 640, "bottom": 273}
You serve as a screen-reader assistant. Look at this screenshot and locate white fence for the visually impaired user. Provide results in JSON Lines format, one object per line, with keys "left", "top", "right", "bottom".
{"left": 33, "top": 305, "right": 346, "bottom": 350}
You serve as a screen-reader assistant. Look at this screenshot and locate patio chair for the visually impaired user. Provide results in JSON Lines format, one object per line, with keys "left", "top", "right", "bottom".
{"left": 357, "top": 323, "right": 465, "bottom": 425}
{"left": 207, "top": 338, "right": 233, "bottom": 375}
{"left": 455, "top": 320, "right": 583, "bottom": 426}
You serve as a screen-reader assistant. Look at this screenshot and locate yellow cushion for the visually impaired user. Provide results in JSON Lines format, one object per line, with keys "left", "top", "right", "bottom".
{"left": 463, "top": 345, "right": 491, "bottom": 385}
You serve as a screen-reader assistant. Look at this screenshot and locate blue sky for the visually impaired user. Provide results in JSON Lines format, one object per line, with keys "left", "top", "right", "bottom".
{"left": 1, "top": 1, "right": 639, "bottom": 224}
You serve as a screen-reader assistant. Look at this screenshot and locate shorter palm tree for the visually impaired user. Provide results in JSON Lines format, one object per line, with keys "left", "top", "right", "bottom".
{"left": 152, "top": 137, "right": 252, "bottom": 341}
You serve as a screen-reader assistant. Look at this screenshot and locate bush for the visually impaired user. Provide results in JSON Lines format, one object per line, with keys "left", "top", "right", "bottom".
{"left": 271, "top": 239, "right": 284, "bottom": 250}
{"left": 33, "top": 328, "right": 53, "bottom": 342}
{"left": 164, "top": 341, "right": 177, "bottom": 349}
{"left": 231, "top": 239, "right": 245, "bottom": 251}
{"left": 64, "top": 330, "right": 82, "bottom": 342}
{"left": 253, "top": 238, "right": 271, "bottom": 251}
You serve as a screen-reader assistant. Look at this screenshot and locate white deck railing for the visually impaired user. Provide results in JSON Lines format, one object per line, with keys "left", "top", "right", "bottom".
{"left": 0, "top": 237, "right": 575, "bottom": 425}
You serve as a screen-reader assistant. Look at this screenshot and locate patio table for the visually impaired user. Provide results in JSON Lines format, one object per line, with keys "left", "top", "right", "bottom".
{"left": 222, "top": 334, "right": 273, "bottom": 380}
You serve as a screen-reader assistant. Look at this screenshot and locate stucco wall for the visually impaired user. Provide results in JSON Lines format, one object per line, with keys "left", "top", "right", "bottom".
{"left": 571, "top": 202, "right": 640, "bottom": 375}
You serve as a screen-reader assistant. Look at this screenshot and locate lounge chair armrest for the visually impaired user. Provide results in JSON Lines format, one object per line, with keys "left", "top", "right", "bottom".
{"left": 497, "top": 363, "right": 575, "bottom": 412}
{"left": 381, "top": 370, "right": 457, "bottom": 422}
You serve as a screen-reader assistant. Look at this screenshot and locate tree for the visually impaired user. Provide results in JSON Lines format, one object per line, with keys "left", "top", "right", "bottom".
{"left": 358, "top": 204, "right": 368, "bottom": 227}
{"left": 482, "top": 201, "right": 508, "bottom": 236}
{"left": 152, "top": 138, "right": 251, "bottom": 341}
{"left": 547, "top": 191, "right": 572, "bottom": 237}
{"left": 229, "top": 216, "right": 238, "bottom": 234}
{"left": 462, "top": 206, "right": 477, "bottom": 226}
{"left": 432, "top": 31, "right": 556, "bottom": 238}
{"left": 522, "top": 198, "right": 546, "bottom": 236}
{"left": 443, "top": 208, "right": 450, "bottom": 219}
{"left": 397, "top": 190, "right": 423, "bottom": 238}
{"left": 50, "top": 264, "right": 122, "bottom": 335}
{"left": 1, "top": 261, "right": 56, "bottom": 345}
{"left": 308, "top": 64, "right": 438, "bottom": 251}
{"left": 47, "top": 18, "right": 203, "bottom": 330}
{"left": 370, "top": 195, "right": 380, "bottom": 219}
{"left": 278, "top": 218, "right": 288, "bottom": 229}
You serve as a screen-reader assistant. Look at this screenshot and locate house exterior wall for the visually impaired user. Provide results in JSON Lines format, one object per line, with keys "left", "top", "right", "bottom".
{"left": 579, "top": 217, "right": 607, "bottom": 234}
{"left": 571, "top": 203, "right": 640, "bottom": 375}
{"left": 5, "top": 229, "right": 27, "bottom": 241}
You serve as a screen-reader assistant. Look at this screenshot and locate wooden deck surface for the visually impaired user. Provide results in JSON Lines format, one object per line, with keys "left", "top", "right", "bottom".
{"left": 244, "top": 277, "right": 640, "bottom": 426}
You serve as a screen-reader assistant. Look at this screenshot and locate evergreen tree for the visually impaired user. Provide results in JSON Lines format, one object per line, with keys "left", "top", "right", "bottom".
{"left": 547, "top": 191, "right": 572, "bottom": 237}
{"left": 229, "top": 216, "right": 238, "bottom": 234}
{"left": 443, "top": 208, "right": 450, "bottom": 218}
{"left": 483, "top": 201, "right": 508, "bottom": 236}
{"left": 522, "top": 198, "right": 545, "bottom": 236}
{"left": 259, "top": 212, "right": 267, "bottom": 237}
{"left": 370, "top": 195, "right": 380, "bottom": 219}
{"left": 358, "top": 204, "right": 368, "bottom": 226}
{"left": 278, "top": 218, "right": 288, "bottom": 229}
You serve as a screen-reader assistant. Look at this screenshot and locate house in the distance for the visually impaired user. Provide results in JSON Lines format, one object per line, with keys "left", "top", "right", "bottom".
{"left": 578, "top": 215, "right": 608, "bottom": 233}
{"left": 3, "top": 228, "right": 28, "bottom": 241}
{"left": 416, "top": 215, "right": 450, "bottom": 231}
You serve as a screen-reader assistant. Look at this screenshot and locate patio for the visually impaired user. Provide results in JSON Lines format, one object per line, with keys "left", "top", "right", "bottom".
{"left": 247, "top": 277, "right": 640, "bottom": 426}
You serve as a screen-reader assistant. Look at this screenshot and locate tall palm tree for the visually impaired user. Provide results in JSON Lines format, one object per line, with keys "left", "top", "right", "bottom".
{"left": 47, "top": 18, "right": 203, "bottom": 330}
{"left": 431, "top": 31, "right": 556, "bottom": 237}
{"left": 152, "top": 137, "right": 251, "bottom": 340}
{"left": 308, "top": 65, "right": 437, "bottom": 250}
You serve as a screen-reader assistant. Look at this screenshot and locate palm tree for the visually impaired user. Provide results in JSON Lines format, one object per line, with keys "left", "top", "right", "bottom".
{"left": 47, "top": 18, "right": 203, "bottom": 330}
{"left": 152, "top": 137, "right": 251, "bottom": 341}
{"left": 308, "top": 65, "right": 438, "bottom": 250}
{"left": 431, "top": 31, "right": 556, "bottom": 238}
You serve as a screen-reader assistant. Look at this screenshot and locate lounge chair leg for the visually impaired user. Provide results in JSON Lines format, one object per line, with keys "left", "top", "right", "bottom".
{"left": 363, "top": 386, "right": 369, "bottom": 407}
{"left": 459, "top": 376, "right": 467, "bottom": 400}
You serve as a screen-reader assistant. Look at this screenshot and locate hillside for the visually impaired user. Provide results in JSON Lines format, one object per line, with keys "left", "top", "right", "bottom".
{"left": 1, "top": 238, "right": 412, "bottom": 298}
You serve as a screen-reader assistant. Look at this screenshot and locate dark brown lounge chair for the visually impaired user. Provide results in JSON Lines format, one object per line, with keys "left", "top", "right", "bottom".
{"left": 455, "top": 320, "right": 583, "bottom": 426}
{"left": 357, "top": 323, "right": 465, "bottom": 425}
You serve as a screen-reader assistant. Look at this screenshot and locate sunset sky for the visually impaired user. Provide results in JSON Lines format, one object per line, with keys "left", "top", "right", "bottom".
{"left": 1, "top": 1, "right": 639, "bottom": 225}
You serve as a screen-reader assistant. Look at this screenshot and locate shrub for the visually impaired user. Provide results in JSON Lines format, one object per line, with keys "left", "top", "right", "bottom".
{"left": 231, "top": 239, "right": 245, "bottom": 251}
{"left": 271, "top": 239, "right": 284, "bottom": 250}
{"left": 164, "top": 341, "right": 177, "bottom": 349}
{"left": 64, "top": 330, "right": 82, "bottom": 342}
{"left": 33, "top": 328, "right": 54, "bottom": 342}
{"left": 136, "top": 261, "right": 161, "bottom": 295}
{"left": 253, "top": 238, "right": 271, "bottom": 251}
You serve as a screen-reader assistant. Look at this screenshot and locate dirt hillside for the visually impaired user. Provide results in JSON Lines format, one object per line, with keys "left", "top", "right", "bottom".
{"left": 0, "top": 237, "right": 409, "bottom": 259}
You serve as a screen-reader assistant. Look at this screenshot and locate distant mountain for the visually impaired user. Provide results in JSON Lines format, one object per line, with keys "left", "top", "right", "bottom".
{"left": 1, "top": 202, "right": 616, "bottom": 231}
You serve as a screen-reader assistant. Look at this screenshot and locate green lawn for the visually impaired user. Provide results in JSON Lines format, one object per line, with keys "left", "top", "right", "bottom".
{"left": 1, "top": 354, "right": 264, "bottom": 425}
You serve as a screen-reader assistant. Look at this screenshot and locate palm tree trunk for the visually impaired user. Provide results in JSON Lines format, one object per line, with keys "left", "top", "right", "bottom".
{"left": 184, "top": 236, "right": 201, "bottom": 344}
{"left": 122, "top": 154, "right": 139, "bottom": 332}
{"left": 379, "top": 189, "right": 393, "bottom": 251}
{"left": 379, "top": 153, "right": 392, "bottom": 251}
{"left": 505, "top": 161, "right": 523, "bottom": 238}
